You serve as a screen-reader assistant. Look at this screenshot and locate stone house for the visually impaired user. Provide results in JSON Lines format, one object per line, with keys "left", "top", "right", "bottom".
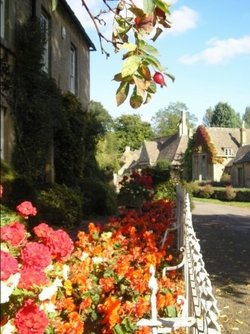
{"left": 192, "top": 124, "right": 250, "bottom": 184}
{"left": 119, "top": 112, "right": 191, "bottom": 177}
{"left": 230, "top": 145, "right": 250, "bottom": 187}
{"left": 0, "top": 0, "right": 95, "bottom": 179}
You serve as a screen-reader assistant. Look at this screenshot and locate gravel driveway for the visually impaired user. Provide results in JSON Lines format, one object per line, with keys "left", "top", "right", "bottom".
{"left": 192, "top": 201, "right": 250, "bottom": 334}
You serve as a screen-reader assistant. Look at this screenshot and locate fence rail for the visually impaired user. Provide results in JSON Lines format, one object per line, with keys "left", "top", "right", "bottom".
{"left": 137, "top": 185, "right": 221, "bottom": 334}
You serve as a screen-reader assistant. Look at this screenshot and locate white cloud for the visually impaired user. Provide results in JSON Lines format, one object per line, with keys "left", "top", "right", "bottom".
{"left": 168, "top": 6, "right": 199, "bottom": 35}
{"left": 179, "top": 36, "right": 250, "bottom": 64}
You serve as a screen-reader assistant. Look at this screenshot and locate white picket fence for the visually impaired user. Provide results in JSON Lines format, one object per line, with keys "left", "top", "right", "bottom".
{"left": 137, "top": 185, "right": 221, "bottom": 333}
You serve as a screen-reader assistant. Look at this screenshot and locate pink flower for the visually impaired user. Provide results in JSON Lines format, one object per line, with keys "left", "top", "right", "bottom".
{"left": 21, "top": 242, "right": 51, "bottom": 270}
{"left": 43, "top": 229, "right": 74, "bottom": 261}
{"left": 14, "top": 299, "right": 48, "bottom": 334}
{"left": 0, "top": 221, "right": 27, "bottom": 247}
{"left": 0, "top": 184, "right": 3, "bottom": 198}
{"left": 18, "top": 267, "right": 48, "bottom": 290}
{"left": 33, "top": 222, "right": 53, "bottom": 240}
{"left": 16, "top": 201, "right": 37, "bottom": 218}
{"left": 0, "top": 250, "right": 18, "bottom": 280}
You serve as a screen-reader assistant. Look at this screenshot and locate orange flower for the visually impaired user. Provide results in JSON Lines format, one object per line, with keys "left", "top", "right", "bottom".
{"left": 99, "top": 277, "right": 115, "bottom": 293}
{"left": 102, "top": 296, "right": 121, "bottom": 328}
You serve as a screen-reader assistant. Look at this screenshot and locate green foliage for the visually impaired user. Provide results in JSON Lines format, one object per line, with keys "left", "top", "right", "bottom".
{"left": 37, "top": 183, "right": 82, "bottom": 229}
{"left": 182, "top": 136, "right": 195, "bottom": 181}
{"left": 80, "top": 178, "right": 117, "bottom": 216}
{"left": 11, "top": 18, "right": 63, "bottom": 183}
{"left": 96, "top": 132, "right": 121, "bottom": 173}
{"left": 150, "top": 160, "right": 171, "bottom": 186}
{"left": 243, "top": 106, "right": 250, "bottom": 128}
{"left": 54, "top": 93, "right": 86, "bottom": 187}
{"left": 223, "top": 186, "right": 236, "bottom": 201}
{"left": 198, "top": 184, "right": 214, "bottom": 199}
{"left": 153, "top": 178, "right": 179, "bottom": 201}
{"left": 210, "top": 102, "right": 241, "bottom": 128}
{"left": 202, "top": 107, "right": 214, "bottom": 127}
{"left": 114, "top": 114, "right": 153, "bottom": 152}
{"left": 151, "top": 102, "right": 197, "bottom": 137}
{"left": 0, "top": 160, "right": 16, "bottom": 183}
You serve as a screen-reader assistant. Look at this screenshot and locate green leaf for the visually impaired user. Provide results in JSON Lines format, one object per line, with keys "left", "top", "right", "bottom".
{"left": 116, "top": 81, "right": 129, "bottom": 106}
{"left": 147, "top": 81, "right": 157, "bottom": 94}
{"left": 122, "top": 43, "right": 137, "bottom": 52}
{"left": 143, "top": 54, "right": 164, "bottom": 71}
{"left": 144, "top": 93, "right": 152, "bottom": 104}
{"left": 140, "top": 43, "right": 159, "bottom": 56}
{"left": 155, "top": 0, "right": 171, "bottom": 14}
{"left": 167, "top": 305, "right": 177, "bottom": 317}
{"left": 114, "top": 324, "right": 124, "bottom": 334}
{"left": 51, "top": 0, "right": 58, "bottom": 11}
{"left": 164, "top": 71, "right": 175, "bottom": 82}
{"left": 122, "top": 56, "right": 141, "bottom": 77}
{"left": 130, "top": 88, "right": 144, "bottom": 109}
{"left": 143, "top": 0, "right": 155, "bottom": 15}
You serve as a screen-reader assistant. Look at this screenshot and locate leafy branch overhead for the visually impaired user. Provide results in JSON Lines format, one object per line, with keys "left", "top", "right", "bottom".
{"left": 79, "top": 0, "right": 174, "bottom": 109}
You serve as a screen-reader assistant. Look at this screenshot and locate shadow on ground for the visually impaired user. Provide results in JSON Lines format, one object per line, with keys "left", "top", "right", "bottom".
{"left": 192, "top": 206, "right": 250, "bottom": 333}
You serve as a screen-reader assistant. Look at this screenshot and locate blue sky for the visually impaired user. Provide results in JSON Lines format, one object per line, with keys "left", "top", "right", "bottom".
{"left": 66, "top": 0, "right": 250, "bottom": 124}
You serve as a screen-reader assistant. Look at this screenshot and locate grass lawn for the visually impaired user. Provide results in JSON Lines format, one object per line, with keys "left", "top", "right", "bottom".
{"left": 193, "top": 196, "right": 250, "bottom": 209}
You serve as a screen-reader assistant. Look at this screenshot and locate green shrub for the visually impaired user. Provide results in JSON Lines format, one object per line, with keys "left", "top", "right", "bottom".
{"left": 2, "top": 176, "right": 38, "bottom": 210}
{"left": 154, "top": 178, "right": 179, "bottom": 201}
{"left": 223, "top": 186, "right": 236, "bottom": 201}
{"left": 198, "top": 184, "right": 214, "bottom": 199}
{"left": 80, "top": 178, "right": 117, "bottom": 216}
{"left": 37, "top": 183, "right": 82, "bottom": 229}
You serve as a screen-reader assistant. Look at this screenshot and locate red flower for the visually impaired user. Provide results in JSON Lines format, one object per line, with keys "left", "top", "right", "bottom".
{"left": 18, "top": 267, "right": 48, "bottom": 290}
{"left": 0, "top": 221, "right": 27, "bottom": 247}
{"left": 16, "top": 201, "right": 37, "bottom": 218}
{"left": 21, "top": 242, "right": 51, "bottom": 270}
{"left": 0, "top": 250, "right": 18, "bottom": 280}
{"left": 14, "top": 299, "right": 48, "bottom": 334}
{"left": 42, "top": 229, "right": 74, "bottom": 261}
{"left": 33, "top": 222, "right": 53, "bottom": 240}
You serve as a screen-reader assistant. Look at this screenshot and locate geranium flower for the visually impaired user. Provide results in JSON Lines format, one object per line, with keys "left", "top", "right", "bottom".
{"left": 18, "top": 267, "right": 48, "bottom": 290}
{"left": 16, "top": 201, "right": 37, "bottom": 218}
{"left": 0, "top": 221, "right": 27, "bottom": 247}
{"left": 21, "top": 242, "right": 51, "bottom": 270}
{"left": 14, "top": 299, "right": 48, "bottom": 334}
{"left": 0, "top": 250, "right": 18, "bottom": 281}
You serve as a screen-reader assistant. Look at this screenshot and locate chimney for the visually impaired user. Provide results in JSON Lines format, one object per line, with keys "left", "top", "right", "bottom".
{"left": 240, "top": 121, "right": 246, "bottom": 146}
{"left": 178, "top": 111, "right": 188, "bottom": 137}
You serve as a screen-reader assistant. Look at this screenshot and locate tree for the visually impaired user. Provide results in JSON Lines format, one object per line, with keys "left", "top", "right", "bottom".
{"left": 210, "top": 102, "right": 241, "bottom": 128}
{"left": 202, "top": 107, "right": 213, "bottom": 127}
{"left": 243, "top": 106, "right": 250, "bottom": 128}
{"left": 53, "top": 0, "right": 174, "bottom": 109}
{"left": 88, "top": 101, "right": 114, "bottom": 133}
{"left": 151, "top": 102, "right": 197, "bottom": 137}
{"left": 113, "top": 114, "right": 153, "bottom": 152}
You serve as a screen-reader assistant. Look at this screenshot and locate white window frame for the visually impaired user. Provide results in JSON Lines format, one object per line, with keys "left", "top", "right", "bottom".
{"left": 0, "top": 0, "right": 5, "bottom": 39}
{"left": 40, "top": 12, "right": 49, "bottom": 73}
{"left": 223, "top": 147, "right": 233, "bottom": 156}
{"left": 69, "top": 44, "right": 77, "bottom": 94}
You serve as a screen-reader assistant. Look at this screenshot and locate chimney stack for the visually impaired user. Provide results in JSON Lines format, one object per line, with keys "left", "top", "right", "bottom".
{"left": 240, "top": 121, "right": 246, "bottom": 146}
{"left": 178, "top": 111, "right": 188, "bottom": 137}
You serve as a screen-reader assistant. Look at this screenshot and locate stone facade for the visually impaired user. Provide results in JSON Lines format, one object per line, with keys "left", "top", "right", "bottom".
{"left": 0, "top": 0, "right": 95, "bottom": 170}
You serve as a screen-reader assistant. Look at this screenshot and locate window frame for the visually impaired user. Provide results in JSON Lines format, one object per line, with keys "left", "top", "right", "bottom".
{"left": 0, "top": 0, "right": 5, "bottom": 39}
{"left": 40, "top": 11, "right": 50, "bottom": 73}
{"left": 69, "top": 44, "right": 77, "bottom": 94}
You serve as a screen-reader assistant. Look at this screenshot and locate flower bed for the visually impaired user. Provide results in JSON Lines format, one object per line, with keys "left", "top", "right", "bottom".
{"left": 1, "top": 197, "right": 184, "bottom": 334}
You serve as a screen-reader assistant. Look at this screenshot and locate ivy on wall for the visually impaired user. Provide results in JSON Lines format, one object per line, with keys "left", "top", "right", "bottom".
{"left": 10, "top": 18, "right": 63, "bottom": 184}
{"left": 194, "top": 126, "right": 223, "bottom": 164}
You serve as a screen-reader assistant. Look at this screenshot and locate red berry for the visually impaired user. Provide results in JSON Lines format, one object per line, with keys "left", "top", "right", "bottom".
{"left": 153, "top": 72, "right": 166, "bottom": 87}
{"left": 134, "top": 17, "right": 141, "bottom": 26}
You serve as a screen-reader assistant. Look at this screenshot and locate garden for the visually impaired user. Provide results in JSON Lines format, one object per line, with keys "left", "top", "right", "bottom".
{"left": 0, "top": 172, "right": 185, "bottom": 334}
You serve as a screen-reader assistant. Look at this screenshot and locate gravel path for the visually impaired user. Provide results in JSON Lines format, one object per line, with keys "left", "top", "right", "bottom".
{"left": 192, "top": 201, "right": 250, "bottom": 334}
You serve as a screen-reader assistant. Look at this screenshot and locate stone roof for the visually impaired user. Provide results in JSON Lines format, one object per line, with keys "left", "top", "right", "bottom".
{"left": 206, "top": 127, "right": 250, "bottom": 156}
{"left": 233, "top": 145, "right": 250, "bottom": 164}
